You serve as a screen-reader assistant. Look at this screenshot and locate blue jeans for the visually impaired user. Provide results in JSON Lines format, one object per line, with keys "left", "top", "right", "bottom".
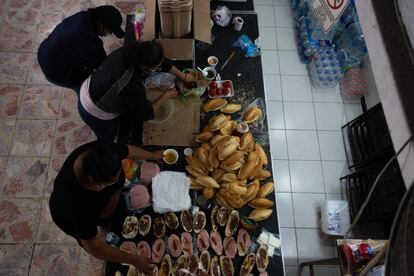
{"left": 77, "top": 100, "right": 119, "bottom": 143}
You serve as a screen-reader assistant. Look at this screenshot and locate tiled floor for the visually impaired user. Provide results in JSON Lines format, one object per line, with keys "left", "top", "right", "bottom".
{"left": 255, "top": 1, "right": 363, "bottom": 275}
{"left": 0, "top": 0, "right": 133, "bottom": 275}
{"left": 0, "top": 0, "right": 363, "bottom": 275}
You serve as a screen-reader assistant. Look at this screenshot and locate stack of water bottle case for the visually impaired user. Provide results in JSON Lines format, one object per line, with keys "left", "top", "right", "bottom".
{"left": 291, "top": 0, "right": 368, "bottom": 96}
{"left": 158, "top": 0, "right": 193, "bottom": 38}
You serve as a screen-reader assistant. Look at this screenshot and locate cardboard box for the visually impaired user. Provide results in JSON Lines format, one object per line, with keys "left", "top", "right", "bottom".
{"left": 140, "top": 0, "right": 211, "bottom": 60}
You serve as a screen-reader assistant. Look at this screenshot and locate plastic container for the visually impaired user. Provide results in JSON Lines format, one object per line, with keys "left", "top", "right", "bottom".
{"left": 207, "top": 80, "right": 235, "bottom": 98}
{"left": 148, "top": 100, "right": 174, "bottom": 124}
{"left": 105, "top": 232, "right": 120, "bottom": 245}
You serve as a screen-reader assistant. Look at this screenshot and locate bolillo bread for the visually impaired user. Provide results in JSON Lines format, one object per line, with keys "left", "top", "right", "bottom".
{"left": 243, "top": 107, "right": 262, "bottom": 123}
{"left": 220, "top": 104, "right": 242, "bottom": 114}
{"left": 203, "top": 98, "right": 228, "bottom": 112}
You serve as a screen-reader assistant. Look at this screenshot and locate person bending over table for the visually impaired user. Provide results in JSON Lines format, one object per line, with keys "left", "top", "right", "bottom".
{"left": 49, "top": 141, "right": 162, "bottom": 274}
{"left": 38, "top": 5, "right": 125, "bottom": 92}
{"left": 78, "top": 40, "right": 194, "bottom": 143}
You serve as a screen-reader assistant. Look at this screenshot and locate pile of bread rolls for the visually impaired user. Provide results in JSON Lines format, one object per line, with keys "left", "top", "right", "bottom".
{"left": 185, "top": 98, "right": 275, "bottom": 222}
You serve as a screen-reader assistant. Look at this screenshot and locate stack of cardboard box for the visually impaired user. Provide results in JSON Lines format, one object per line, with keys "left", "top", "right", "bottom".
{"left": 138, "top": 0, "right": 210, "bottom": 59}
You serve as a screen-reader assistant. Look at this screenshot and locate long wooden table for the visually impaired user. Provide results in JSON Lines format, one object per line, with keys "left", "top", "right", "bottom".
{"left": 105, "top": 11, "right": 284, "bottom": 276}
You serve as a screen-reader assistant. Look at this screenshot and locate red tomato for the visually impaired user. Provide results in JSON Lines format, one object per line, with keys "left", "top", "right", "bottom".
{"left": 209, "top": 88, "right": 216, "bottom": 97}
{"left": 210, "top": 81, "right": 219, "bottom": 89}
{"left": 222, "top": 87, "right": 231, "bottom": 96}
{"left": 216, "top": 88, "right": 222, "bottom": 96}
{"left": 223, "top": 81, "right": 232, "bottom": 89}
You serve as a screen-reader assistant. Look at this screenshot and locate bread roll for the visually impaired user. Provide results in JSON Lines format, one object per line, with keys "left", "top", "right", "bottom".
{"left": 220, "top": 104, "right": 242, "bottom": 114}
{"left": 196, "top": 131, "right": 214, "bottom": 143}
{"left": 243, "top": 107, "right": 262, "bottom": 123}
{"left": 203, "top": 98, "right": 227, "bottom": 112}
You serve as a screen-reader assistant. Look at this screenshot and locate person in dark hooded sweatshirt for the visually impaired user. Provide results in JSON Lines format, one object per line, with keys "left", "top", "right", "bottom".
{"left": 37, "top": 5, "right": 125, "bottom": 91}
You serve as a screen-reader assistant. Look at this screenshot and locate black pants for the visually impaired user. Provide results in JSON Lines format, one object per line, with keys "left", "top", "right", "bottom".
{"left": 77, "top": 100, "right": 119, "bottom": 143}
{"left": 118, "top": 112, "right": 144, "bottom": 145}
{"left": 78, "top": 102, "right": 144, "bottom": 145}
{"left": 37, "top": 44, "right": 90, "bottom": 93}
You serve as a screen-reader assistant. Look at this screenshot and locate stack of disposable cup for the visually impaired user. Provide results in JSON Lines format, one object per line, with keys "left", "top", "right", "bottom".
{"left": 158, "top": 0, "right": 193, "bottom": 38}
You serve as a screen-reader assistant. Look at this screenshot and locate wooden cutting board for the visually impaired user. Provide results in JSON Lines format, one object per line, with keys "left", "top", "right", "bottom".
{"left": 143, "top": 89, "right": 201, "bottom": 146}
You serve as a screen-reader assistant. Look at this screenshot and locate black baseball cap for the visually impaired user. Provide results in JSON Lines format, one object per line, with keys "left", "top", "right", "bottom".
{"left": 94, "top": 5, "right": 125, "bottom": 38}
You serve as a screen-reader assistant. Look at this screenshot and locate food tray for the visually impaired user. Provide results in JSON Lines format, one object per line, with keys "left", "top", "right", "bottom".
{"left": 208, "top": 80, "right": 235, "bottom": 98}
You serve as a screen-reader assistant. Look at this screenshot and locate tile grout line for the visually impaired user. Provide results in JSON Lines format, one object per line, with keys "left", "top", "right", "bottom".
{"left": 258, "top": 3, "right": 293, "bottom": 269}
{"left": 309, "top": 82, "right": 327, "bottom": 197}
{"left": 309, "top": 79, "right": 340, "bottom": 259}
{"left": 7, "top": 83, "right": 28, "bottom": 158}
{"left": 42, "top": 87, "right": 64, "bottom": 198}
{"left": 277, "top": 68, "right": 293, "bottom": 195}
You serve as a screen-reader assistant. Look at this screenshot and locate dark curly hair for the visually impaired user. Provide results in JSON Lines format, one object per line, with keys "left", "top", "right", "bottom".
{"left": 82, "top": 144, "right": 122, "bottom": 183}
{"left": 122, "top": 40, "right": 164, "bottom": 68}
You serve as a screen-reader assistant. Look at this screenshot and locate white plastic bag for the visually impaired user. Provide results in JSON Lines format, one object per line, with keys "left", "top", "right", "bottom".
{"left": 144, "top": 72, "right": 176, "bottom": 90}
{"left": 212, "top": 6, "right": 232, "bottom": 27}
{"left": 238, "top": 97, "right": 267, "bottom": 131}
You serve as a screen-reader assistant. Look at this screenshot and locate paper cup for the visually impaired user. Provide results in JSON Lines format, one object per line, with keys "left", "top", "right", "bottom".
{"left": 233, "top": 16, "right": 244, "bottom": 31}
{"left": 207, "top": 56, "right": 219, "bottom": 68}
{"left": 163, "top": 149, "right": 179, "bottom": 164}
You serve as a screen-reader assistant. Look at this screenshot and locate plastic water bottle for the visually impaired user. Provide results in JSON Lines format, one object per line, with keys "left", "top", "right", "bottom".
{"left": 105, "top": 232, "right": 120, "bottom": 245}
{"left": 335, "top": 22, "right": 367, "bottom": 70}
{"left": 308, "top": 46, "right": 343, "bottom": 88}
{"left": 293, "top": 0, "right": 309, "bottom": 19}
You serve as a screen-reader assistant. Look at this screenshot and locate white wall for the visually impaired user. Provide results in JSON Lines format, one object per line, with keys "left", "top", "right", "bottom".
{"left": 356, "top": 1, "right": 414, "bottom": 189}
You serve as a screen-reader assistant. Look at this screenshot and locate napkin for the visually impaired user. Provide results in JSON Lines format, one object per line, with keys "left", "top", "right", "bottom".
{"left": 152, "top": 171, "right": 191, "bottom": 213}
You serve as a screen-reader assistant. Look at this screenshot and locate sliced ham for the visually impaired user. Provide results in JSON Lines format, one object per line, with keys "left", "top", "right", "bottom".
{"left": 119, "top": 241, "right": 136, "bottom": 266}
{"left": 152, "top": 239, "right": 165, "bottom": 264}
{"left": 140, "top": 162, "right": 160, "bottom": 182}
{"left": 181, "top": 232, "right": 193, "bottom": 256}
{"left": 136, "top": 241, "right": 151, "bottom": 258}
{"left": 129, "top": 185, "right": 150, "bottom": 209}
{"left": 119, "top": 241, "right": 136, "bottom": 255}
{"left": 197, "top": 229, "right": 210, "bottom": 252}
{"left": 167, "top": 234, "right": 182, "bottom": 258}
{"left": 223, "top": 236, "right": 237, "bottom": 258}
{"left": 210, "top": 230, "right": 223, "bottom": 256}
{"left": 237, "top": 228, "right": 251, "bottom": 256}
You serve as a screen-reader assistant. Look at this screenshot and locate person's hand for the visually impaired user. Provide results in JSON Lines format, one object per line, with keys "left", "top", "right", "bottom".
{"left": 131, "top": 256, "right": 155, "bottom": 275}
{"left": 184, "top": 72, "right": 195, "bottom": 83}
{"left": 151, "top": 150, "right": 164, "bottom": 160}
{"left": 162, "top": 88, "right": 178, "bottom": 100}
{"left": 198, "top": 79, "right": 208, "bottom": 87}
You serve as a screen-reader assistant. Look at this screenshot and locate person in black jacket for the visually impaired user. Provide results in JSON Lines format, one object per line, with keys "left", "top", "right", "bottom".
{"left": 37, "top": 5, "right": 124, "bottom": 91}
{"left": 78, "top": 40, "right": 195, "bottom": 143}
{"left": 49, "top": 141, "right": 162, "bottom": 274}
